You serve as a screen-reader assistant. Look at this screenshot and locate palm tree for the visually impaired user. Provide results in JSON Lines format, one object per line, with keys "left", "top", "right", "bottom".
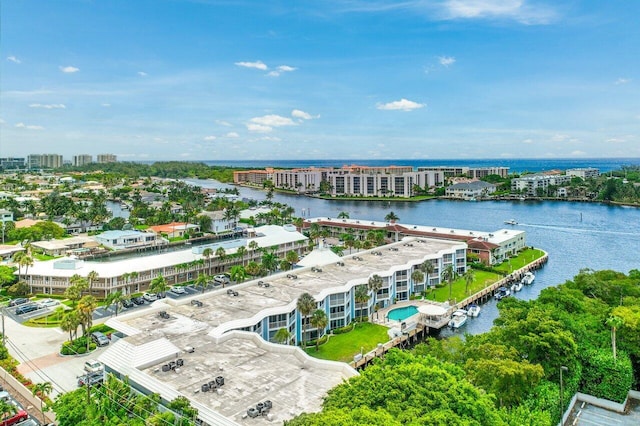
{"left": 86, "top": 270, "right": 99, "bottom": 292}
{"left": 60, "top": 310, "right": 80, "bottom": 342}
{"left": 202, "top": 247, "right": 213, "bottom": 275}
{"left": 229, "top": 265, "right": 246, "bottom": 283}
{"left": 411, "top": 270, "right": 425, "bottom": 294}
{"left": 354, "top": 285, "right": 370, "bottom": 321}
{"left": 194, "top": 272, "right": 209, "bottom": 294}
{"left": 236, "top": 246, "right": 247, "bottom": 266}
{"left": 274, "top": 328, "right": 291, "bottom": 345}
{"left": 150, "top": 274, "right": 169, "bottom": 296}
{"left": 215, "top": 247, "right": 226, "bottom": 269}
{"left": 606, "top": 315, "right": 624, "bottom": 361}
{"left": 367, "top": 274, "right": 384, "bottom": 308}
{"left": 32, "top": 381, "right": 53, "bottom": 424}
{"left": 77, "top": 295, "right": 97, "bottom": 352}
{"left": 248, "top": 240, "right": 260, "bottom": 260}
{"left": 384, "top": 211, "right": 399, "bottom": 223}
{"left": 66, "top": 274, "right": 88, "bottom": 307}
{"left": 105, "top": 290, "right": 125, "bottom": 316}
{"left": 285, "top": 250, "right": 299, "bottom": 266}
{"left": 420, "top": 260, "right": 435, "bottom": 288}
{"left": 462, "top": 269, "right": 475, "bottom": 296}
{"left": 0, "top": 399, "right": 17, "bottom": 422}
{"left": 337, "top": 211, "right": 350, "bottom": 219}
{"left": 310, "top": 309, "right": 328, "bottom": 351}
{"left": 296, "top": 292, "right": 316, "bottom": 348}
{"left": 442, "top": 265, "right": 456, "bottom": 302}
{"left": 261, "top": 250, "right": 279, "bottom": 275}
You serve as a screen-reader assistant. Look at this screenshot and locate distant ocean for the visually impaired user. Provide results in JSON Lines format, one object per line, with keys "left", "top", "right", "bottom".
{"left": 200, "top": 158, "right": 640, "bottom": 173}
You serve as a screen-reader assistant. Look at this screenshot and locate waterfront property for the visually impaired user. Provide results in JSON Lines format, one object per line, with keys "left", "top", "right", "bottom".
{"left": 445, "top": 181, "right": 497, "bottom": 200}
{"left": 94, "top": 229, "right": 163, "bottom": 251}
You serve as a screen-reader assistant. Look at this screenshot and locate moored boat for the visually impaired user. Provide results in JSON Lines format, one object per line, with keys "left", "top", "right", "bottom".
{"left": 448, "top": 309, "right": 468, "bottom": 328}
{"left": 504, "top": 219, "right": 518, "bottom": 225}
{"left": 467, "top": 304, "right": 481, "bottom": 317}
{"left": 521, "top": 271, "right": 535, "bottom": 285}
{"left": 511, "top": 280, "right": 523, "bottom": 292}
{"left": 495, "top": 286, "right": 511, "bottom": 300}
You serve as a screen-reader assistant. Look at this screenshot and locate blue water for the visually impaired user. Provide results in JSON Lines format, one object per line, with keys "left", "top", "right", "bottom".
{"left": 186, "top": 177, "right": 640, "bottom": 335}
{"left": 202, "top": 158, "right": 640, "bottom": 173}
{"left": 388, "top": 306, "right": 419, "bottom": 321}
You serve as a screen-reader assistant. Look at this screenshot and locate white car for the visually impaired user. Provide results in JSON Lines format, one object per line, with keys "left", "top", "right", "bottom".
{"left": 171, "top": 286, "right": 185, "bottom": 294}
{"left": 143, "top": 292, "right": 158, "bottom": 302}
{"left": 37, "top": 298, "right": 60, "bottom": 308}
{"left": 84, "top": 359, "right": 104, "bottom": 374}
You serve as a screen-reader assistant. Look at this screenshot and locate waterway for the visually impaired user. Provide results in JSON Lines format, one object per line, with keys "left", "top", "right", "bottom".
{"left": 187, "top": 179, "right": 640, "bottom": 335}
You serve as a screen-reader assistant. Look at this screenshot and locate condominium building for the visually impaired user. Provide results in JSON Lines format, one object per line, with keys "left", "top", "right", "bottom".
{"left": 73, "top": 154, "right": 93, "bottom": 166}
{"left": 566, "top": 168, "right": 600, "bottom": 180}
{"left": 445, "top": 181, "right": 497, "bottom": 200}
{"left": 233, "top": 168, "right": 274, "bottom": 186}
{"left": 27, "top": 153, "right": 63, "bottom": 169}
{"left": 0, "top": 157, "right": 26, "bottom": 170}
{"left": 97, "top": 153, "right": 117, "bottom": 163}
{"left": 418, "top": 166, "right": 510, "bottom": 179}
{"left": 511, "top": 173, "right": 572, "bottom": 196}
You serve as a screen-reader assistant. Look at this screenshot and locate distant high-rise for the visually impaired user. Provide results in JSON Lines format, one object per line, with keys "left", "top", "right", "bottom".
{"left": 0, "top": 157, "right": 26, "bottom": 170}
{"left": 27, "top": 153, "right": 63, "bottom": 169}
{"left": 97, "top": 153, "right": 117, "bottom": 163}
{"left": 73, "top": 154, "right": 93, "bottom": 166}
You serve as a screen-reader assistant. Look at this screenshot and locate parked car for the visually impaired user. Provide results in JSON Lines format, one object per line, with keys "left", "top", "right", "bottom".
{"left": 37, "top": 298, "right": 60, "bottom": 308}
{"left": 143, "top": 292, "right": 157, "bottom": 302}
{"left": 1, "top": 409, "right": 29, "bottom": 426}
{"left": 91, "top": 331, "right": 110, "bottom": 347}
{"left": 214, "top": 274, "right": 230, "bottom": 285}
{"left": 15, "top": 304, "right": 39, "bottom": 315}
{"left": 171, "top": 286, "right": 185, "bottom": 294}
{"left": 122, "top": 299, "right": 134, "bottom": 308}
{"left": 77, "top": 371, "right": 104, "bottom": 387}
{"left": 8, "top": 298, "right": 29, "bottom": 307}
{"left": 84, "top": 359, "right": 104, "bottom": 374}
{"left": 156, "top": 292, "right": 166, "bottom": 299}
{"left": 131, "top": 296, "right": 145, "bottom": 305}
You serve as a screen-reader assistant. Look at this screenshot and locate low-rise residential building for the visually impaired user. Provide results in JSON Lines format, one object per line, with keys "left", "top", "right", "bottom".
{"left": 198, "top": 211, "right": 236, "bottom": 234}
{"left": 31, "top": 236, "right": 99, "bottom": 257}
{"left": 418, "top": 166, "right": 510, "bottom": 179}
{"left": 511, "top": 173, "right": 572, "bottom": 196}
{"left": 94, "top": 229, "right": 161, "bottom": 250}
{"left": 233, "top": 168, "right": 274, "bottom": 186}
{"left": 148, "top": 222, "right": 199, "bottom": 238}
{"left": 445, "top": 181, "right": 497, "bottom": 200}
{"left": 566, "top": 168, "right": 600, "bottom": 180}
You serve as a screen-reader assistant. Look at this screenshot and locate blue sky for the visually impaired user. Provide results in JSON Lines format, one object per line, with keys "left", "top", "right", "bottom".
{"left": 1, "top": 0, "right": 639, "bottom": 161}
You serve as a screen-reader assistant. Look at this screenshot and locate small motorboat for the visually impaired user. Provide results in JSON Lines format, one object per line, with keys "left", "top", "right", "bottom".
{"left": 521, "top": 271, "right": 535, "bottom": 285}
{"left": 495, "top": 286, "right": 511, "bottom": 301}
{"left": 504, "top": 219, "right": 518, "bottom": 225}
{"left": 511, "top": 280, "right": 523, "bottom": 292}
{"left": 467, "top": 304, "right": 481, "bottom": 317}
{"left": 448, "top": 309, "right": 468, "bottom": 329}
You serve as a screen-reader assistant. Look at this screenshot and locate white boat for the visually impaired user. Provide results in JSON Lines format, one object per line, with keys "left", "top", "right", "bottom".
{"left": 495, "top": 286, "right": 511, "bottom": 300}
{"left": 521, "top": 271, "right": 535, "bottom": 285}
{"left": 511, "top": 280, "right": 523, "bottom": 292}
{"left": 448, "top": 309, "right": 468, "bottom": 328}
{"left": 467, "top": 304, "right": 481, "bottom": 317}
{"left": 504, "top": 219, "right": 518, "bottom": 225}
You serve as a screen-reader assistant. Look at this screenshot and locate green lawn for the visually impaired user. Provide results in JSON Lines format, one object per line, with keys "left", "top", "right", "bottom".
{"left": 493, "top": 248, "right": 545, "bottom": 274}
{"left": 305, "top": 322, "right": 390, "bottom": 362}
{"left": 427, "top": 270, "right": 503, "bottom": 304}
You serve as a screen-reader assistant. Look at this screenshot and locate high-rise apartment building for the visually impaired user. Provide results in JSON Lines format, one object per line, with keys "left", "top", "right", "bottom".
{"left": 0, "top": 157, "right": 26, "bottom": 170}
{"left": 97, "top": 153, "right": 117, "bottom": 163}
{"left": 27, "top": 154, "right": 64, "bottom": 169}
{"left": 73, "top": 154, "right": 93, "bottom": 166}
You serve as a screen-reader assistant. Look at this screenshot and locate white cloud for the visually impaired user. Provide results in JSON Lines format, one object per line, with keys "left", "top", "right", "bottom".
{"left": 216, "top": 120, "right": 232, "bottom": 127}
{"left": 268, "top": 64, "right": 298, "bottom": 77}
{"left": 439, "top": 56, "right": 456, "bottom": 67}
{"left": 7, "top": 56, "right": 21, "bottom": 64}
{"left": 550, "top": 134, "right": 569, "bottom": 142}
{"left": 29, "top": 103, "right": 66, "bottom": 109}
{"left": 203, "top": 135, "right": 217, "bottom": 141}
{"left": 376, "top": 98, "right": 425, "bottom": 111}
{"left": 522, "top": 138, "right": 534, "bottom": 144}
{"left": 246, "top": 123, "right": 273, "bottom": 133}
{"left": 570, "top": 150, "right": 586, "bottom": 156}
{"left": 291, "top": 109, "right": 318, "bottom": 120}
{"left": 250, "top": 114, "right": 296, "bottom": 127}
{"left": 15, "top": 122, "right": 44, "bottom": 130}
{"left": 615, "top": 78, "right": 631, "bottom": 85}
{"left": 101, "top": 103, "right": 111, "bottom": 107}
{"left": 235, "top": 60, "right": 268, "bottom": 70}
{"left": 440, "top": 0, "right": 557, "bottom": 25}
{"left": 225, "top": 132, "right": 239, "bottom": 138}
{"left": 138, "top": 71, "right": 148, "bottom": 77}
{"left": 59, "top": 66, "right": 79, "bottom": 73}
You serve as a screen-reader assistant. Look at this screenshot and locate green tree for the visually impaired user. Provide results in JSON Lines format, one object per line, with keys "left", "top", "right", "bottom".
{"left": 354, "top": 285, "right": 370, "bottom": 321}
{"left": 463, "top": 268, "right": 475, "bottom": 296}
{"left": 261, "top": 250, "right": 279, "bottom": 274}
{"left": 274, "top": 327, "right": 291, "bottom": 345}
{"left": 202, "top": 247, "right": 213, "bottom": 275}
{"left": 77, "top": 295, "right": 98, "bottom": 351}
{"left": 441, "top": 264, "right": 456, "bottom": 302}
{"left": 285, "top": 250, "right": 299, "bottom": 265}
{"left": 236, "top": 245, "right": 247, "bottom": 266}
{"left": 606, "top": 315, "right": 624, "bottom": 360}
{"left": 229, "top": 265, "right": 246, "bottom": 283}
{"left": 32, "top": 381, "right": 53, "bottom": 424}
{"left": 337, "top": 211, "right": 350, "bottom": 219}
{"left": 60, "top": 310, "right": 81, "bottom": 342}
{"left": 368, "top": 274, "right": 384, "bottom": 308}
{"left": 105, "top": 290, "right": 125, "bottom": 316}
{"left": 296, "top": 292, "right": 316, "bottom": 349}
{"left": 310, "top": 309, "right": 328, "bottom": 351}
{"left": 384, "top": 211, "right": 399, "bottom": 222}
{"left": 0, "top": 265, "right": 18, "bottom": 287}
{"left": 194, "top": 272, "right": 209, "bottom": 294}
{"left": 149, "top": 274, "right": 169, "bottom": 295}
{"left": 411, "top": 270, "right": 424, "bottom": 291}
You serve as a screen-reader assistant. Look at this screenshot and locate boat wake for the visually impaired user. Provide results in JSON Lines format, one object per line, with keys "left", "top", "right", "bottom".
{"left": 518, "top": 223, "right": 640, "bottom": 237}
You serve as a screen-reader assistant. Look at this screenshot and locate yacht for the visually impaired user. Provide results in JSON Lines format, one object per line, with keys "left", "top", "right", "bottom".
{"left": 511, "top": 280, "right": 523, "bottom": 292}
{"left": 521, "top": 271, "right": 535, "bottom": 285}
{"left": 504, "top": 219, "right": 518, "bottom": 225}
{"left": 448, "top": 309, "right": 468, "bottom": 329}
{"left": 495, "top": 286, "right": 511, "bottom": 301}
{"left": 467, "top": 304, "right": 481, "bottom": 317}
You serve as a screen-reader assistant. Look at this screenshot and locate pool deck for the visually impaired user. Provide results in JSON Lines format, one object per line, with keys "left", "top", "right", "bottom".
{"left": 373, "top": 299, "right": 454, "bottom": 331}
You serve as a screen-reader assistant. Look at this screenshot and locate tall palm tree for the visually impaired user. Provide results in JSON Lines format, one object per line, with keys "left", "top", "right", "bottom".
{"left": 368, "top": 274, "right": 384, "bottom": 308}
{"left": 248, "top": 240, "right": 260, "bottom": 261}
{"left": 215, "top": 247, "right": 227, "bottom": 271}
{"left": 60, "top": 310, "right": 80, "bottom": 342}
{"left": 337, "top": 211, "right": 350, "bottom": 219}
{"left": 236, "top": 245, "right": 247, "bottom": 266}
{"left": 285, "top": 250, "right": 299, "bottom": 266}
{"left": 66, "top": 274, "right": 88, "bottom": 307}
{"left": 261, "top": 250, "right": 279, "bottom": 275}
{"left": 310, "top": 309, "right": 328, "bottom": 351}
{"left": 0, "top": 399, "right": 17, "bottom": 421}
{"left": 105, "top": 290, "right": 125, "bottom": 316}
{"left": 463, "top": 269, "right": 475, "bottom": 296}
{"left": 411, "top": 270, "right": 425, "bottom": 294}
{"left": 384, "top": 211, "right": 399, "bottom": 223}
{"left": 150, "top": 274, "right": 169, "bottom": 296}
{"left": 229, "top": 265, "right": 246, "bottom": 283}
{"left": 441, "top": 265, "right": 456, "bottom": 302}
{"left": 77, "top": 295, "right": 97, "bottom": 352}
{"left": 32, "top": 381, "right": 53, "bottom": 424}
{"left": 202, "top": 248, "right": 213, "bottom": 275}
{"left": 354, "top": 285, "right": 370, "bottom": 321}
{"left": 274, "top": 328, "right": 291, "bottom": 345}
{"left": 420, "top": 260, "right": 435, "bottom": 288}
{"left": 296, "top": 292, "right": 316, "bottom": 348}
{"left": 194, "top": 272, "right": 209, "bottom": 294}
{"left": 86, "top": 270, "right": 99, "bottom": 293}
{"left": 606, "top": 315, "right": 624, "bottom": 360}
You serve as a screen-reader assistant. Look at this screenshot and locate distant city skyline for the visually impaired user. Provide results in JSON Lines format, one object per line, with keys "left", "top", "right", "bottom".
{"left": 1, "top": 1, "right": 639, "bottom": 161}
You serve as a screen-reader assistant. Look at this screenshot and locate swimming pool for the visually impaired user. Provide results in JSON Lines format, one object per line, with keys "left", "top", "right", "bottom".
{"left": 387, "top": 305, "right": 419, "bottom": 321}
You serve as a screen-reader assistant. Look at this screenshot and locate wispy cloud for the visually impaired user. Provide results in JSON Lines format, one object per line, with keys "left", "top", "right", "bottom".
{"left": 291, "top": 109, "right": 318, "bottom": 120}
{"left": 377, "top": 98, "right": 425, "bottom": 111}
{"left": 615, "top": 78, "right": 631, "bottom": 85}
{"left": 247, "top": 114, "right": 297, "bottom": 133}
{"left": 29, "top": 103, "right": 66, "bottom": 109}
{"left": 7, "top": 56, "right": 21, "bottom": 64}
{"left": 60, "top": 65, "right": 79, "bottom": 73}
{"left": 138, "top": 71, "right": 148, "bottom": 77}
{"left": 225, "top": 132, "right": 239, "bottom": 138}
{"left": 439, "top": 56, "right": 456, "bottom": 67}
{"left": 235, "top": 60, "right": 268, "bottom": 70}
{"left": 268, "top": 65, "right": 298, "bottom": 77}
{"left": 216, "top": 120, "right": 232, "bottom": 127}
{"left": 439, "top": 0, "right": 557, "bottom": 24}
{"left": 203, "top": 135, "right": 217, "bottom": 141}
{"left": 15, "top": 122, "right": 44, "bottom": 130}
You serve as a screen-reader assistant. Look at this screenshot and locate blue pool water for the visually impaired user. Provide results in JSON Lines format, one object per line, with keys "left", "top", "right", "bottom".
{"left": 388, "top": 305, "right": 419, "bottom": 321}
